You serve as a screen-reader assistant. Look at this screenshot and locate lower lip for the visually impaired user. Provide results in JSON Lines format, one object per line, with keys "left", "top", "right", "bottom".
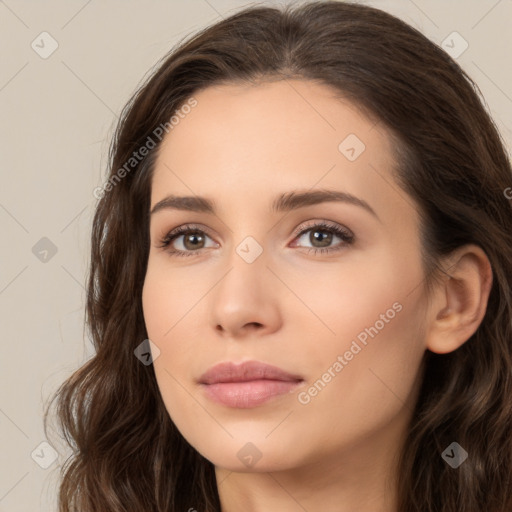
{"left": 200, "top": 379, "right": 303, "bottom": 408}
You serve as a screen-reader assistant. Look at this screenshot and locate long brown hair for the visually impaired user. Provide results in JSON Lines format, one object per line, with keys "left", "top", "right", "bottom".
{"left": 44, "top": 1, "right": 512, "bottom": 510}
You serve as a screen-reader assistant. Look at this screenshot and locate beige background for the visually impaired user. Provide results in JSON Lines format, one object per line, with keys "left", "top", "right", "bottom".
{"left": 0, "top": 0, "right": 511, "bottom": 510}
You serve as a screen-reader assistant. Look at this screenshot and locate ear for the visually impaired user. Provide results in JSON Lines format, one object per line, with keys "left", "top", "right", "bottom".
{"left": 425, "top": 244, "right": 493, "bottom": 354}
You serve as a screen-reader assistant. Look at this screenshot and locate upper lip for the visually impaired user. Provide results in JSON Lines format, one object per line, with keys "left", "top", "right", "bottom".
{"left": 199, "top": 360, "right": 304, "bottom": 385}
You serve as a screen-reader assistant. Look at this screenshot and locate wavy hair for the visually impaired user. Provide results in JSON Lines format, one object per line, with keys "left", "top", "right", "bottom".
{"left": 44, "top": 1, "right": 512, "bottom": 510}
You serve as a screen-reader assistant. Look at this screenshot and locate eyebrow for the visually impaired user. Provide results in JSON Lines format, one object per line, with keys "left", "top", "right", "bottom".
{"left": 150, "top": 189, "right": 379, "bottom": 220}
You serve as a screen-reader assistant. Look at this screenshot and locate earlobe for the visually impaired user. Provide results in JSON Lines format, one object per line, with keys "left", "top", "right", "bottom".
{"left": 425, "top": 245, "right": 493, "bottom": 355}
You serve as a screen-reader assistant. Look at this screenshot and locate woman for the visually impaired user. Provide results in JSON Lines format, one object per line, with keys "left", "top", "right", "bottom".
{"left": 45, "top": 1, "right": 512, "bottom": 510}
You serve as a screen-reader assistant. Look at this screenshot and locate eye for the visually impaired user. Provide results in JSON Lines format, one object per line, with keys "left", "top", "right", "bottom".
{"left": 290, "top": 220, "right": 354, "bottom": 255}
{"left": 156, "top": 221, "right": 354, "bottom": 258}
{"left": 156, "top": 224, "right": 218, "bottom": 257}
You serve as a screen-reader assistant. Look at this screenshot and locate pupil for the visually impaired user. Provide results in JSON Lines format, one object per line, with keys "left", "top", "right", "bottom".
{"left": 184, "top": 232, "right": 204, "bottom": 250}
{"left": 312, "top": 230, "right": 332, "bottom": 247}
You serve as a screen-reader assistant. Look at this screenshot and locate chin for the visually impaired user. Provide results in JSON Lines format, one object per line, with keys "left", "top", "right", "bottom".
{"left": 192, "top": 437, "right": 302, "bottom": 473}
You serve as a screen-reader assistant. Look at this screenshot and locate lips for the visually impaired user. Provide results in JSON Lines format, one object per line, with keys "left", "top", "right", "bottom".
{"left": 198, "top": 360, "right": 305, "bottom": 408}
{"left": 198, "top": 360, "right": 303, "bottom": 385}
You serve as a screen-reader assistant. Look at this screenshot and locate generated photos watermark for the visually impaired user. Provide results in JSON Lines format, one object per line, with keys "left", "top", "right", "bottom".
{"left": 297, "top": 301, "right": 403, "bottom": 405}
{"left": 93, "top": 96, "right": 198, "bottom": 199}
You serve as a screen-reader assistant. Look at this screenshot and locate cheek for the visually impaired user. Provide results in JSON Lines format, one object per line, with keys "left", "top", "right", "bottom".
{"left": 290, "top": 244, "right": 426, "bottom": 365}
{"left": 291, "top": 248, "right": 428, "bottom": 424}
{"left": 141, "top": 269, "right": 172, "bottom": 344}
{"left": 141, "top": 266, "right": 202, "bottom": 426}
{"left": 141, "top": 258, "right": 216, "bottom": 425}
{"left": 295, "top": 251, "right": 427, "bottom": 423}
{"left": 141, "top": 258, "right": 209, "bottom": 352}
{"left": 301, "top": 300, "right": 425, "bottom": 451}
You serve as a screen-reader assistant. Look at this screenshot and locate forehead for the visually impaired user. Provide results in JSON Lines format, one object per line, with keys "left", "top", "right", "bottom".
{"left": 150, "top": 79, "right": 407, "bottom": 222}
{"left": 156, "top": 79, "right": 382, "bottom": 164}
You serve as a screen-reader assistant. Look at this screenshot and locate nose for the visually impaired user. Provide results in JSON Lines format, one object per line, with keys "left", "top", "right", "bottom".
{"left": 209, "top": 248, "right": 283, "bottom": 339}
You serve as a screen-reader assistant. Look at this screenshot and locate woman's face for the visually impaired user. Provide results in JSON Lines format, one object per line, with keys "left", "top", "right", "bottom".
{"left": 142, "top": 79, "right": 431, "bottom": 474}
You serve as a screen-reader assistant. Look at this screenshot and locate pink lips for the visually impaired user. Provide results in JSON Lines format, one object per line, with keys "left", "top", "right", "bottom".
{"left": 198, "top": 360, "right": 304, "bottom": 408}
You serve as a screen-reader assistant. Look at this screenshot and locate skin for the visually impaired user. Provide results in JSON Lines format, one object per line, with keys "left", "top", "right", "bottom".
{"left": 142, "top": 79, "right": 492, "bottom": 511}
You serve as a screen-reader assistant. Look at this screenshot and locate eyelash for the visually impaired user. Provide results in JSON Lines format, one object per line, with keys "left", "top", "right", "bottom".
{"left": 156, "top": 221, "right": 355, "bottom": 258}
